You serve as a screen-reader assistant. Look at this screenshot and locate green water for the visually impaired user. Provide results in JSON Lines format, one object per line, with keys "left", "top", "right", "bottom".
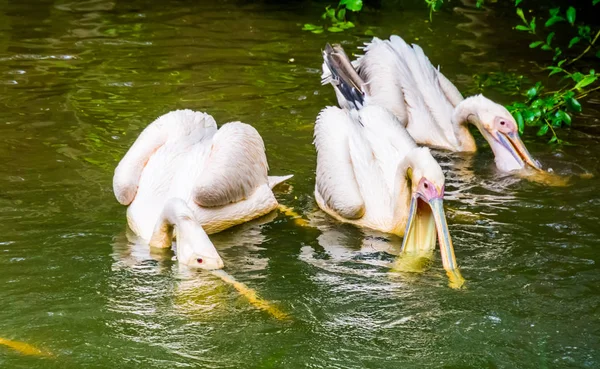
{"left": 1, "top": 0, "right": 599, "bottom": 368}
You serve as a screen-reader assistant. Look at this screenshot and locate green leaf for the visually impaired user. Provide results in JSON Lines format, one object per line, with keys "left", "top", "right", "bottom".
{"left": 515, "top": 25, "right": 530, "bottom": 31}
{"left": 543, "top": 97, "right": 557, "bottom": 110}
{"left": 565, "top": 97, "right": 582, "bottom": 112}
{"left": 513, "top": 111, "right": 525, "bottom": 134}
{"left": 549, "top": 7, "right": 560, "bottom": 17}
{"left": 547, "top": 67, "right": 562, "bottom": 76}
{"left": 515, "top": 0, "right": 523, "bottom": 5}
{"left": 566, "top": 6, "right": 576, "bottom": 25}
{"left": 337, "top": 8, "right": 346, "bottom": 21}
{"left": 340, "top": 0, "right": 363, "bottom": 12}
{"left": 545, "top": 16, "right": 564, "bottom": 27}
{"left": 597, "top": 50, "right": 600, "bottom": 58}
{"left": 548, "top": 135, "right": 558, "bottom": 144}
{"left": 302, "top": 23, "right": 321, "bottom": 31}
{"left": 522, "top": 110, "right": 537, "bottom": 125}
{"left": 516, "top": 8, "right": 527, "bottom": 23}
{"left": 574, "top": 75, "right": 598, "bottom": 90}
{"left": 568, "top": 37, "right": 581, "bottom": 48}
{"left": 555, "top": 110, "right": 571, "bottom": 126}
{"left": 571, "top": 72, "right": 584, "bottom": 82}
{"left": 553, "top": 47, "right": 563, "bottom": 61}
{"left": 337, "top": 21, "right": 355, "bottom": 29}
{"left": 326, "top": 7, "right": 336, "bottom": 20}
{"left": 557, "top": 59, "right": 566, "bottom": 67}
{"left": 529, "top": 41, "right": 543, "bottom": 48}
{"left": 594, "top": 0, "right": 600, "bottom": 5}
{"left": 537, "top": 125, "right": 549, "bottom": 136}
{"left": 578, "top": 25, "right": 591, "bottom": 40}
{"left": 541, "top": 44, "right": 552, "bottom": 51}
{"left": 530, "top": 17, "right": 536, "bottom": 33}
{"left": 526, "top": 86, "right": 538, "bottom": 99}
{"left": 546, "top": 32, "right": 555, "bottom": 45}
{"left": 531, "top": 99, "right": 544, "bottom": 109}
{"left": 327, "top": 26, "right": 344, "bottom": 33}
{"left": 476, "top": 0, "right": 484, "bottom": 8}
{"left": 312, "top": 29, "right": 324, "bottom": 34}
{"left": 507, "top": 102, "right": 528, "bottom": 110}
{"left": 550, "top": 115, "right": 562, "bottom": 128}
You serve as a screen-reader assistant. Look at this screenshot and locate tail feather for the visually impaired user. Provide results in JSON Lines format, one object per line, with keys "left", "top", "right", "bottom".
{"left": 321, "top": 43, "right": 366, "bottom": 109}
{"left": 268, "top": 174, "right": 293, "bottom": 189}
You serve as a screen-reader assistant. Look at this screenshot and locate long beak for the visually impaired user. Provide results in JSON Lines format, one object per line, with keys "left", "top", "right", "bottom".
{"left": 400, "top": 197, "right": 465, "bottom": 289}
{"left": 498, "top": 132, "right": 542, "bottom": 171}
{"left": 428, "top": 199, "right": 465, "bottom": 289}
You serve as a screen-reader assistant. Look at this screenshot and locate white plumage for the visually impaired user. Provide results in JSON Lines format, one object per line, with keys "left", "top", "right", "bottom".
{"left": 314, "top": 105, "right": 442, "bottom": 236}
{"left": 113, "top": 109, "right": 291, "bottom": 269}
{"left": 323, "top": 36, "right": 542, "bottom": 172}
{"left": 318, "top": 45, "right": 464, "bottom": 286}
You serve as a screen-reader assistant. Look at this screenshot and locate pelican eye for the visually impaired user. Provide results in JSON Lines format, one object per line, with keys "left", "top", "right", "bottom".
{"left": 424, "top": 182, "right": 429, "bottom": 189}
{"left": 500, "top": 121, "right": 506, "bottom": 126}
{"left": 197, "top": 258, "right": 203, "bottom": 264}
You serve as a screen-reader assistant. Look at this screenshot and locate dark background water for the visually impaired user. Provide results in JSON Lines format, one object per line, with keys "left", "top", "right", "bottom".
{"left": 1, "top": 0, "right": 599, "bottom": 368}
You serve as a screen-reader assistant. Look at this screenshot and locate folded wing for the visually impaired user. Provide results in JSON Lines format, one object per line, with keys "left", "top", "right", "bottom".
{"left": 193, "top": 122, "right": 269, "bottom": 207}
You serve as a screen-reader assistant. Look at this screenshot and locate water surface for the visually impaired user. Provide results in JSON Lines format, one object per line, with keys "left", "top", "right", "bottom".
{"left": 1, "top": 0, "right": 599, "bottom": 368}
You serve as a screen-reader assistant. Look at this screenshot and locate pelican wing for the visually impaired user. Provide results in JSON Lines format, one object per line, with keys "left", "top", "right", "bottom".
{"left": 193, "top": 122, "right": 269, "bottom": 207}
{"left": 113, "top": 110, "right": 217, "bottom": 205}
{"left": 376, "top": 38, "right": 442, "bottom": 147}
{"left": 355, "top": 38, "right": 408, "bottom": 124}
{"left": 314, "top": 107, "right": 365, "bottom": 219}
{"left": 388, "top": 37, "right": 453, "bottom": 123}
{"left": 435, "top": 69, "right": 464, "bottom": 107}
{"left": 385, "top": 37, "right": 458, "bottom": 149}
{"left": 349, "top": 106, "right": 415, "bottom": 218}
{"left": 410, "top": 42, "right": 457, "bottom": 120}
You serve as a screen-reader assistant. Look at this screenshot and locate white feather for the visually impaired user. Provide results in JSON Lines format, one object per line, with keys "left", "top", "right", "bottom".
{"left": 314, "top": 105, "right": 442, "bottom": 234}
{"left": 314, "top": 107, "right": 365, "bottom": 220}
{"left": 355, "top": 38, "right": 408, "bottom": 124}
{"left": 114, "top": 110, "right": 290, "bottom": 243}
{"left": 194, "top": 122, "right": 268, "bottom": 207}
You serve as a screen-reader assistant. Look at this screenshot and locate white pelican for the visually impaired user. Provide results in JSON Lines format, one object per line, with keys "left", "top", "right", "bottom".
{"left": 113, "top": 109, "right": 291, "bottom": 270}
{"left": 322, "top": 38, "right": 542, "bottom": 173}
{"left": 314, "top": 103, "right": 464, "bottom": 287}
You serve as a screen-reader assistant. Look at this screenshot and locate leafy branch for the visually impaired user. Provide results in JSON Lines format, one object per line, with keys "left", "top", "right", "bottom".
{"left": 303, "top": 0, "right": 363, "bottom": 34}
{"left": 510, "top": 2, "right": 599, "bottom": 142}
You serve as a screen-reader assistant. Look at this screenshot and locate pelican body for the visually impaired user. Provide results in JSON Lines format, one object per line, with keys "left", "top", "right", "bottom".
{"left": 113, "top": 110, "right": 291, "bottom": 270}
{"left": 315, "top": 55, "right": 463, "bottom": 285}
{"left": 322, "top": 37, "right": 542, "bottom": 172}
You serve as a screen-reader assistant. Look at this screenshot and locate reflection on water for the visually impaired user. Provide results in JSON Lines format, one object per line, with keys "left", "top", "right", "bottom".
{"left": 453, "top": 0, "right": 497, "bottom": 67}
{"left": 1, "top": 0, "right": 600, "bottom": 368}
{"left": 109, "top": 212, "right": 279, "bottom": 317}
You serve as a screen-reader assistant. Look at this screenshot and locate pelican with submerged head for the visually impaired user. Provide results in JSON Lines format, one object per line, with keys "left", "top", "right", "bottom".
{"left": 113, "top": 109, "right": 292, "bottom": 270}
{"left": 322, "top": 37, "right": 542, "bottom": 173}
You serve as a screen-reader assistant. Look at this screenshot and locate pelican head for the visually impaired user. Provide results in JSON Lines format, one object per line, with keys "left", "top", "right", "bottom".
{"left": 176, "top": 226, "right": 224, "bottom": 270}
{"left": 460, "top": 95, "right": 541, "bottom": 172}
{"left": 149, "top": 199, "right": 225, "bottom": 270}
{"left": 400, "top": 148, "right": 464, "bottom": 287}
